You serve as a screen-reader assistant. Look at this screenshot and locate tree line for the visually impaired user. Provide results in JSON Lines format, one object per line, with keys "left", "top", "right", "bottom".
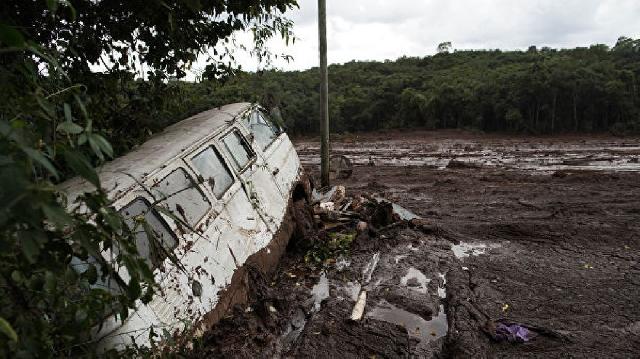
{"left": 187, "top": 38, "right": 640, "bottom": 136}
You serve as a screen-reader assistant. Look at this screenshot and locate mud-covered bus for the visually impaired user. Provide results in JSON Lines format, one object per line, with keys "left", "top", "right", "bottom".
{"left": 58, "top": 103, "right": 310, "bottom": 350}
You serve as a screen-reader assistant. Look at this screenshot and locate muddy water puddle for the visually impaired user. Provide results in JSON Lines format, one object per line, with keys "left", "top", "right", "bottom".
{"left": 451, "top": 241, "right": 501, "bottom": 259}
{"left": 400, "top": 267, "right": 430, "bottom": 294}
{"left": 374, "top": 197, "right": 421, "bottom": 220}
{"left": 294, "top": 230, "right": 494, "bottom": 353}
{"left": 367, "top": 300, "right": 448, "bottom": 344}
{"left": 311, "top": 272, "right": 330, "bottom": 310}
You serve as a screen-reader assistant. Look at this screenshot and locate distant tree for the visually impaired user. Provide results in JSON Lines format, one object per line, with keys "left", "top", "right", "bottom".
{"left": 437, "top": 41, "right": 453, "bottom": 54}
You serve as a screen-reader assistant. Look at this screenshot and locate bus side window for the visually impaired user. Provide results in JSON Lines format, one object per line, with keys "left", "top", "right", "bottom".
{"left": 152, "top": 167, "right": 211, "bottom": 228}
{"left": 246, "top": 110, "right": 278, "bottom": 150}
{"left": 70, "top": 255, "right": 122, "bottom": 294}
{"left": 192, "top": 146, "right": 234, "bottom": 199}
{"left": 119, "top": 197, "right": 178, "bottom": 268}
{"left": 222, "top": 129, "right": 255, "bottom": 170}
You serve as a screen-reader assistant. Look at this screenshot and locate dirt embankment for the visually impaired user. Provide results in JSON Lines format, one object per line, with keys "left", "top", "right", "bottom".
{"left": 193, "top": 131, "right": 640, "bottom": 358}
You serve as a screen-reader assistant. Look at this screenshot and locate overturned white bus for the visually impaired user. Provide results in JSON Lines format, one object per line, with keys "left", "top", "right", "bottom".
{"left": 58, "top": 103, "right": 311, "bottom": 350}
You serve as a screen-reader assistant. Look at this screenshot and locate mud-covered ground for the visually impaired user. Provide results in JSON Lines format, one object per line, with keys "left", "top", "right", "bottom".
{"left": 195, "top": 130, "right": 640, "bottom": 358}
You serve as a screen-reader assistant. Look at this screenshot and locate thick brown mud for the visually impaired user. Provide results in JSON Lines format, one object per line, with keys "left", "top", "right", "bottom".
{"left": 194, "top": 130, "right": 640, "bottom": 358}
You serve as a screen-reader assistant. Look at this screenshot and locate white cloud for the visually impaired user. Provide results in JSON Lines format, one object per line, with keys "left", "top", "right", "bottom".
{"left": 190, "top": 0, "right": 640, "bottom": 76}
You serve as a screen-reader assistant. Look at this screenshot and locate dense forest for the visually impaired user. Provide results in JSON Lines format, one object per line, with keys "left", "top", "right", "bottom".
{"left": 187, "top": 38, "right": 640, "bottom": 136}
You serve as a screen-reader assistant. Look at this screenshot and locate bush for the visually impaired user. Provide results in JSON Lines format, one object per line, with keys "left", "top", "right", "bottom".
{"left": 0, "top": 31, "right": 161, "bottom": 359}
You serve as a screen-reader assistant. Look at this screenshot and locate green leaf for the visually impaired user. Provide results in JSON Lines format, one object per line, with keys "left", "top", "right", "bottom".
{"left": 65, "top": 1, "right": 77, "bottom": 21}
{"left": 75, "top": 309, "right": 87, "bottom": 323}
{"left": 18, "top": 231, "right": 41, "bottom": 263}
{"left": 0, "top": 23, "right": 25, "bottom": 47}
{"left": 11, "top": 119, "right": 26, "bottom": 129}
{"left": 63, "top": 103, "right": 72, "bottom": 122}
{"left": 42, "top": 204, "right": 73, "bottom": 228}
{"left": 44, "top": 271, "right": 57, "bottom": 293}
{"left": 46, "top": 0, "right": 59, "bottom": 13}
{"left": 35, "top": 96, "right": 56, "bottom": 120}
{"left": 64, "top": 267, "right": 78, "bottom": 283}
{"left": 63, "top": 150, "right": 100, "bottom": 188}
{"left": 77, "top": 133, "right": 87, "bottom": 146}
{"left": 90, "top": 134, "right": 114, "bottom": 159}
{"left": 102, "top": 209, "right": 123, "bottom": 232}
{"left": 57, "top": 121, "right": 83, "bottom": 135}
{"left": 86, "top": 264, "right": 98, "bottom": 285}
{"left": 127, "top": 278, "right": 141, "bottom": 299}
{"left": 119, "top": 305, "right": 129, "bottom": 321}
{"left": 22, "top": 147, "right": 59, "bottom": 179}
{"left": 73, "top": 94, "right": 88, "bottom": 119}
{"left": 11, "top": 271, "right": 23, "bottom": 284}
{"left": 0, "top": 317, "right": 18, "bottom": 342}
{"left": 88, "top": 135, "right": 104, "bottom": 161}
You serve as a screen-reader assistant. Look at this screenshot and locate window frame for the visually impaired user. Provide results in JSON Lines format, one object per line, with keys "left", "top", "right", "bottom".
{"left": 246, "top": 109, "right": 281, "bottom": 151}
{"left": 118, "top": 196, "right": 179, "bottom": 269}
{"left": 152, "top": 167, "right": 211, "bottom": 228}
{"left": 190, "top": 144, "right": 236, "bottom": 200}
{"left": 221, "top": 128, "right": 256, "bottom": 173}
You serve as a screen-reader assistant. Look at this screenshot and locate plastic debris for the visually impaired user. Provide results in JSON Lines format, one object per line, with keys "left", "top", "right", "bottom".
{"left": 319, "top": 201, "right": 335, "bottom": 211}
{"left": 350, "top": 291, "right": 367, "bottom": 321}
{"left": 330, "top": 185, "right": 346, "bottom": 205}
{"left": 494, "top": 322, "right": 535, "bottom": 343}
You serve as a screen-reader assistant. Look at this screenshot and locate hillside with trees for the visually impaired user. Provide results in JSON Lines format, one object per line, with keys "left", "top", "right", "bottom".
{"left": 189, "top": 38, "right": 640, "bottom": 136}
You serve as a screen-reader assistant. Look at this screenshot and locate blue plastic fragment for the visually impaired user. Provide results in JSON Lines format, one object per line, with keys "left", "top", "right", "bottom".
{"left": 495, "top": 323, "right": 534, "bottom": 342}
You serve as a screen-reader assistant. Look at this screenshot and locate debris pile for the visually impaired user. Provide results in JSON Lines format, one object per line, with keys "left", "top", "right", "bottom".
{"left": 311, "top": 185, "right": 417, "bottom": 232}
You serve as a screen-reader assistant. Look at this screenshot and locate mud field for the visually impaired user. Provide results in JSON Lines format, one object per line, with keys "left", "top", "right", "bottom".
{"left": 196, "top": 130, "right": 640, "bottom": 358}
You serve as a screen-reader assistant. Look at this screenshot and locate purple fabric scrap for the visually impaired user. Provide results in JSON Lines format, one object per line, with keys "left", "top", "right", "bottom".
{"left": 495, "top": 323, "right": 534, "bottom": 342}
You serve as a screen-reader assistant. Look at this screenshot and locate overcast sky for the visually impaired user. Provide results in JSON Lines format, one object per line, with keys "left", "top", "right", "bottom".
{"left": 220, "top": 0, "right": 640, "bottom": 73}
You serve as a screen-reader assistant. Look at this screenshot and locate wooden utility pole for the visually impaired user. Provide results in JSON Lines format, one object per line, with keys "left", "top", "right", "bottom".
{"left": 318, "top": 0, "right": 330, "bottom": 187}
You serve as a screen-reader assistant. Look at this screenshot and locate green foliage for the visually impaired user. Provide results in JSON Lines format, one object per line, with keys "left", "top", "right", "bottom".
{"left": 304, "top": 232, "right": 355, "bottom": 264}
{"left": 2, "top": 0, "right": 298, "bottom": 79}
{"left": 190, "top": 37, "right": 640, "bottom": 136}
{"left": 1, "top": 0, "right": 297, "bottom": 357}
{"left": 0, "top": 54, "right": 159, "bottom": 356}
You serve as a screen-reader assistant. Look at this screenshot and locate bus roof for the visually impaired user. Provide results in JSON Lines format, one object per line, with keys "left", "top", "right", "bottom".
{"left": 58, "top": 102, "right": 252, "bottom": 204}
